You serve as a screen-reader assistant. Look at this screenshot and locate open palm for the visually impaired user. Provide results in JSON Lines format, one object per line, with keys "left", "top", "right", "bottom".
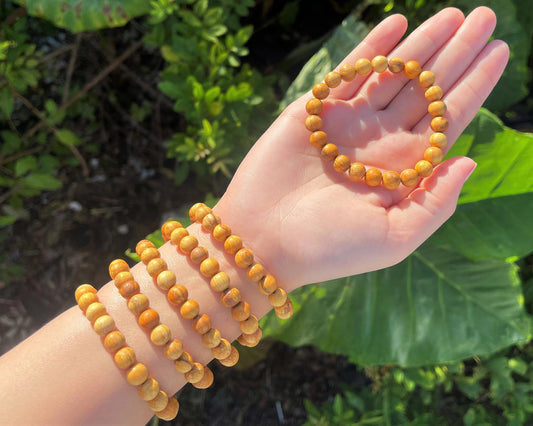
{"left": 215, "top": 7, "right": 508, "bottom": 289}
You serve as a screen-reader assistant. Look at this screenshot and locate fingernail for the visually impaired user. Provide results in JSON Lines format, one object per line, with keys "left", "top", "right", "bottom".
{"left": 465, "top": 161, "right": 477, "bottom": 181}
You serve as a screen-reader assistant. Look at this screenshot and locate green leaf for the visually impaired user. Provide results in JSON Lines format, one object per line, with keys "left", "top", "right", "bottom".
{"left": 55, "top": 128, "right": 80, "bottom": 146}
{"left": 204, "top": 86, "right": 221, "bottom": 104}
{"left": 21, "top": 173, "right": 62, "bottom": 190}
{"left": 0, "top": 86, "right": 14, "bottom": 117}
{"left": 0, "top": 216, "right": 17, "bottom": 227}
{"left": 15, "top": 156, "right": 37, "bottom": 177}
{"left": 161, "top": 45, "right": 179, "bottom": 63}
{"left": 1, "top": 131, "right": 21, "bottom": 155}
{"left": 203, "top": 7, "right": 223, "bottom": 27}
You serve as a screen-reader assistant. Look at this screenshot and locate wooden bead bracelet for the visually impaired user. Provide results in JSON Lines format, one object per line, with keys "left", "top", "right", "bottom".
{"left": 75, "top": 284, "right": 179, "bottom": 421}
{"left": 305, "top": 56, "right": 448, "bottom": 189}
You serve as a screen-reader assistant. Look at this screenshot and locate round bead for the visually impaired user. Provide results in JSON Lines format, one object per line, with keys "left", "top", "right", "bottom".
{"left": 221, "top": 287, "right": 241, "bottom": 308}
{"left": 138, "top": 309, "right": 160, "bottom": 330}
{"left": 321, "top": 143, "right": 338, "bottom": 161}
{"left": 156, "top": 396, "right": 180, "bottom": 421}
{"left": 365, "top": 168, "right": 382, "bottom": 186}
{"left": 104, "top": 330, "right": 125, "bottom": 353}
{"left": 108, "top": 259, "right": 129, "bottom": 280}
{"left": 240, "top": 314, "right": 259, "bottom": 334}
{"left": 140, "top": 247, "right": 159, "bottom": 265}
{"left": 430, "top": 132, "right": 448, "bottom": 149}
{"left": 268, "top": 288, "right": 288, "bottom": 307}
{"left": 128, "top": 293, "right": 149, "bottom": 316}
{"left": 213, "top": 223, "right": 232, "bottom": 241}
{"left": 232, "top": 301, "right": 251, "bottom": 321}
{"left": 78, "top": 292, "right": 99, "bottom": 312}
{"left": 382, "top": 171, "right": 401, "bottom": 190}
{"left": 210, "top": 272, "right": 230, "bottom": 292}
{"left": 247, "top": 263, "right": 265, "bottom": 282}
{"left": 403, "top": 60, "right": 421, "bottom": 79}
{"left": 219, "top": 345, "right": 239, "bottom": 367}
{"left": 135, "top": 240, "right": 155, "bottom": 258}
{"left": 126, "top": 363, "right": 149, "bottom": 386}
{"left": 309, "top": 130, "right": 328, "bottom": 148}
{"left": 430, "top": 117, "right": 449, "bottom": 133}
{"left": 190, "top": 246, "right": 209, "bottom": 264}
{"left": 146, "top": 258, "right": 167, "bottom": 278}
{"left": 418, "top": 70, "right": 435, "bottom": 88}
{"left": 238, "top": 327, "right": 263, "bottom": 347}
{"left": 200, "top": 258, "right": 220, "bottom": 277}
{"left": 306, "top": 98, "right": 323, "bottom": 115}
{"left": 194, "top": 205, "right": 212, "bottom": 223}
{"left": 325, "top": 71, "right": 342, "bottom": 88}
{"left": 184, "top": 362, "right": 205, "bottom": 384}
{"left": 388, "top": 57, "right": 404, "bottom": 73}
{"left": 151, "top": 324, "right": 171, "bottom": 346}
{"left": 424, "top": 147, "right": 444, "bottom": 165}
{"left": 211, "top": 338, "right": 231, "bottom": 359}
{"left": 400, "top": 169, "right": 419, "bottom": 187}
{"left": 235, "top": 248, "right": 254, "bottom": 268}
{"left": 371, "top": 55, "right": 388, "bottom": 73}
{"left": 174, "top": 352, "right": 193, "bottom": 373}
{"left": 75, "top": 284, "right": 97, "bottom": 303}
{"left": 275, "top": 298, "right": 294, "bottom": 319}
{"left": 258, "top": 275, "right": 277, "bottom": 295}
{"left": 224, "top": 235, "right": 243, "bottom": 254}
{"left": 312, "top": 82, "right": 330, "bottom": 99}
{"left": 428, "top": 100, "right": 447, "bottom": 117}
{"left": 305, "top": 115, "right": 322, "bottom": 132}
{"left": 201, "top": 328, "right": 221, "bottom": 348}
{"left": 179, "top": 235, "right": 198, "bottom": 254}
{"left": 170, "top": 227, "right": 189, "bottom": 246}
{"left": 339, "top": 63, "right": 356, "bottom": 81}
{"left": 114, "top": 346, "right": 136, "bottom": 370}
{"left": 192, "top": 314, "right": 211, "bottom": 335}
{"left": 192, "top": 366, "right": 214, "bottom": 389}
{"left": 202, "top": 213, "right": 220, "bottom": 232}
{"left": 333, "top": 155, "right": 351, "bottom": 173}
{"left": 355, "top": 58, "right": 372, "bottom": 75}
{"left": 415, "top": 160, "right": 434, "bottom": 178}
{"left": 156, "top": 270, "right": 176, "bottom": 291}
{"left": 137, "top": 378, "right": 159, "bottom": 401}
{"left": 113, "top": 271, "right": 133, "bottom": 288}
{"left": 180, "top": 299, "right": 199, "bottom": 319}
{"left": 168, "top": 284, "right": 188, "bottom": 306}
{"left": 348, "top": 162, "right": 366, "bottom": 181}
{"left": 425, "top": 85, "right": 443, "bottom": 102}
{"left": 85, "top": 302, "right": 107, "bottom": 323}
{"left": 161, "top": 221, "right": 182, "bottom": 242}
{"left": 148, "top": 390, "right": 168, "bottom": 413}
{"left": 163, "top": 339, "right": 183, "bottom": 360}
{"left": 118, "top": 280, "right": 140, "bottom": 299}
{"left": 188, "top": 202, "right": 204, "bottom": 222}
{"left": 93, "top": 315, "right": 115, "bottom": 336}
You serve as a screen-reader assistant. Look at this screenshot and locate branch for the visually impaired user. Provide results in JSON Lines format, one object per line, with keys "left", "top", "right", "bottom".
{"left": 62, "top": 34, "right": 82, "bottom": 104}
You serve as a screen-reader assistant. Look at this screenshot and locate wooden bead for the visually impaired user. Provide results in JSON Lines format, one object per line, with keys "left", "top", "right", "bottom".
{"left": 258, "top": 275, "right": 277, "bottom": 295}
{"left": 170, "top": 227, "right": 189, "bottom": 246}
{"left": 232, "top": 301, "right": 251, "bottom": 321}
{"left": 161, "top": 221, "right": 182, "bottom": 242}
{"left": 415, "top": 160, "right": 434, "bottom": 178}
{"left": 118, "top": 280, "right": 140, "bottom": 299}
{"left": 135, "top": 240, "right": 155, "bottom": 258}
{"left": 202, "top": 213, "right": 220, "bottom": 232}
{"left": 235, "top": 248, "right": 254, "bottom": 268}
{"left": 194, "top": 205, "right": 212, "bottom": 223}
{"left": 275, "top": 298, "right": 294, "bottom": 319}
{"left": 184, "top": 362, "right": 205, "bottom": 384}
{"left": 104, "top": 330, "right": 125, "bottom": 353}
{"left": 113, "top": 271, "right": 133, "bottom": 288}
{"left": 309, "top": 130, "right": 328, "bottom": 148}
{"left": 425, "top": 85, "right": 442, "bottom": 102}
{"left": 146, "top": 258, "right": 167, "bottom": 278}
{"left": 168, "top": 284, "right": 188, "bottom": 306}
{"left": 108, "top": 259, "right": 129, "bottom": 280}
{"left": 200, "top": 258, "right": 220, "bottom": 277}
{"left": 240, "top": 314, "right": 259, "bottom": 334}
{"left": 174, "top": 352, "right": 193, "bottom": 373}
{"left": 163, "top": 339, "right": 183, "bottom": 360}
{"left": 156, "top": 270, "right": 176, "bottom": 291}
{"left": 418, "top": 70, "right": 435, "bottom": 88}
{"left": 138, "top": 308, "right": 160, "bottom": 330}
{"left": 403, "top": 60, "right": 421, "bottom": 79}
{"left": 365, "top": 168, "right": 382, "bottom": 186}
{"left": 430, "top": 117, "right": 449, "bottom": 133}
{"left": 400, "top": 169, "right": 419, "bottom": 187}
{"left": 382, "top": 171, "right": 401, "bottom": 190}
{"left": 238, "top": 327, "right": 263, "bottom": 347}
{"left": 192, "top": 314, "right": 211, "bottom": 335}
{"left": 128, "top": 293, "right": 149, "bottom": 316}
{"left": 85, "top": 302, "right": 106, "bottom": 323}
{"left": 190, "top": 246, "right": 208, "bottom": 264}
{"left": 192, "top": 366, "right": 214, "bottom": 389}
{"left": 75, "top": 284, "right": 97, "bottom": 303}
{"left": 140, "top": 247, "right": 159, "bottom": 264}
{"left": 210, "top": 272, "right": 230, "bottom": 292}
{"left": 93, "top": 315, "right": 115, "bottom": 336}
{"left": 219, "top": 345, "right": 239, "bottom": 367}
{"left": 114, "top": 346, "right": 136, "bottom": 370}
{"left": 137, "top": 378, "right": 160, "bottom": 401}
{"left": 371, "top": 55, "right": 388, "bottom": 73}
{"left": 424, "top": 147, "right": 444, "bottom": 165}
{"left": 188, "top": 202, "right": 205, "bottom": 222}
{"left": 247, "top": 263, "right": 265, "bottom": 282}
{"left": 201, "top": 328, "right": 221, "bottom": 348}
{"left": 269, "top": 288, "right": 288, "bottom": 307}
{"left": 148, "top": 390, "right": 168, "bottom": 412}
{"left": 305, "top": 115, "right": 322, "bottom": 132}
{"left": 213, "top": 223, "right": 232, "bottom": 241}
{"left": 151, "top": 324, "right": 171, "bottom": 346}
{"left": 78, "top": 292, "right": 99, "bottom": 312}
{"left": 306, "top": 98, "right": 323, "bottom": 115}
{"left": 221, "top": 287, "right": 241, "bottom": 308}
{"left": 211, "top": 338, "right": 231, "bottom": 359}
{"left": 321, "top": 143, "right": 338, "bottom": 161}
{"left": 224, "top": 235, "right": 243, "bottom": 254}
{"left": 333, "top": 155, "right": 351, "bottom": 173}
{"left": 312, "top": 82, "right": 330, "bottom": 100}
{"left": 325, "top": 71, "right": 342, "bottom": 88}
{"left": 428, "top": 100, "right": 447, "bottom": 117}
{"left": 349, "top": 162, "right": 366, "bottom": 181}
{"left": 339, "top": 63, "right": 356, "bottom": 81}
{"left": 156, "top": 396, "right": 179, "bottom": 420}
{"left": 355, "top": 58, "right": 372, "bottom": 75}
{"left": 179, "top": 235, "right": 198, "bottom": 254}
{"left": 430, "top": 132, "right": 448, "bottom": 148}
{"left": 388, "top": 57, "right": 404, "bottom": 73}
{"left": 126, "top": 363, "right": 149, "bottom": 386}
{"left": 180, "top": 299, "right": 199, "bottom": 319}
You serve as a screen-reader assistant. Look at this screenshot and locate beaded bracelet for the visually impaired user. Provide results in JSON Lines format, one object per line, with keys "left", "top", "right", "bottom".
{"left": 162, "top": 220, "right": 262, "bottom": 348}
{"left": 74, "top": 284, "right": 179, "bottom": 420}
{"left": 189, "top": 203, "right": 294, "bottom": 320}
{"left": 108, "top": 259, "right": 213, "bottom": 389}
{"left": 305, "top": 56, "right": 448, "bottom": 189}
{"left": 135, "top": 239, "right": 240, "bottom": 367}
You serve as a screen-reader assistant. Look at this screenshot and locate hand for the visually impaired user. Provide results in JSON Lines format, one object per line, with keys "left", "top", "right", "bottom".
{"left": 215, "top": 7, "right": 508, "bottom": 289}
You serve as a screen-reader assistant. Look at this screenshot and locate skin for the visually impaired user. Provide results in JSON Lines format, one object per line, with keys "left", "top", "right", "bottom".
{"left": 0, "top": 7, "right": 508, "bottom": 425}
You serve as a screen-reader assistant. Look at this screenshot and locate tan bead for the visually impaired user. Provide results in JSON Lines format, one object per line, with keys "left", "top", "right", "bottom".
{"left": 135, "top": 240, "right": 155, "bottom": 258}
{"left": 355, "top": 58, "right": 372, "bottom": 76}
{"left": 240, "top": 314, "right": 259, "bottom": 334}
{"left": 202, "top": 213, "right": 220, "bottom": 232}
{"left": 75, "top": 284, "right": 97, "bottom": 303}
{"left": 179, "top": 235, "right": 198, "bottom": 254}
{"left": 275, "top": 298, "right": 294, "bottom": 319}
{"left": 189, "top": 246, "right": 208, "bottom": 264}
{"left": 118, "top": 280, "right": 140, "bottom": 299}
{"left": 430, "top": 117, "right": 449, "bottom": 133}
{"left": 184, "top": 362, "right": 205, "bottom": 384}
{"left": 113, "top": 271, "right": 133, "bottom": 288}
{"left": 400, "top": 169, "right": 419, "bottom": 187}
{"left": 108, "top": 259, "right": 129, "bottom": 280}
{"left": 213, "top": 223, "right": 232, "bottom": 241}
{"left": 428, "top": 100, "right": 447, "bottom": 117}
{"left": 325, "top": 71, "right": 342, "bottom": 88}
{"left": 365, "top": 168, "right": 382, "bottom": 186}
{"left": 114, "top": 346, "right": 136, "bottom": 370}
{"left": 148, "top": 390, "right": 168, "bottom": 413}
{"left": 430, "top": 132, "right": 447, "bottom": 149}
{"left": 306, "top": 98, "right": 323, "bottom": 115}
{"left": 247, "top": 263, "right": 265, "bottom": 282}
{"left": 200, "top": 258, "right": 220, "bottom": 277}
{"left": 151, "top": 324, "right": 171, "bottom": 346}
{"left": 415, "top": 160, "right": 434, "bottom": 178}
{"left": 418, "top": 70, "right": 435, "bottom": 88}
{"left": 192, "top": 366, "right": 214, "bottom": 389}
{"left": 161, "top": 221, "right": 182, "bottom": 242}
{"left": 309, "top": 130, "right": 328, "bottom": 148}
{"left": 104, "top": 330, "right": 125, "bottom": 353}
{"left": 174, "top": 352, "right": 193, "bottom": 373}
{"left": 305, "top": 115, "right": 322, "bottom": 132}
{"left": 312, "top": 82, "right": 330, "bottom": 100}
{"left": 78, "top": 292, "right": 99, "bottom": 312}
{"left": 210, "top": 272, "right": 230, "bottom": 292}
{"left": 235, "top": 248, "right": 254, "bottom": 268}
{"left": 269, "top": 288, "right": 288, "bottom": 307}
{"left": 232, "top": 301, "right": 251, "bottom": 321}
{"left": 195, "top": 205, "right": 213, "bottom": 223}
{"left": 219, "top": 345, "right": 239, "bottom": 367}
{"left": 163, "top": 339, "right": 183, "bottom": 360}
{"left": 128, "top": 293, "right": 149, "bottom": 316}
{"left": 93, "top": 315, "right": 115, "bottom": 336}
{"left": 388, "top": 57, "right": 404, "bottom": 73}
{"left": 201, "top": 328, "right": 221, "bottom": 348}
{"left": 192, "top": 314, "right": 211, "bottom": 335}
{"left": 146, "top": 258, "right": 167, "bottom": 278}
{"left": 321, "top": 143, "right": 338, "bottom": 161}
{"left": 137, "top": 378, "right": 159, "bottom": 401}
{"left": 156, "top": 270, "right": 176, "bottom": 291}
{"left": 170, "top": 227, "right": 189, "bottom": 246}
{"left": 211, "top": 338, "right": 231, "bottom": 359}
{"left": 168, "top": 284, "right": 188, "bottom": 306}
{"left": 85, "top": 302, "right": 107, "bottom": 323}
{"left": 138, "top": 308, "right": 160, "bottom": 330}
{"left": 425, "top": 85, "right": 443, "bottom": 102}
{"left": 403, "top": 60, "right": 421, "bottom": 79}
{"left": 339, "top": 63, "right": 356, "bottom": 81}
{"left": 258, "top": 275, "right": 277, "bottom": 295}
{"left": 238, "top": 327, "right": 263, "bottom": 347}
{"left": 224, "top": 235, "right": 243, "bottom": 254}
{"left": 349, "top": 162, "right": 366, "bottom": 181}
{"left": 188, "top": 202, "right": 205, "bottom": 222}
{"left": 221, "top": 287, "right": 241, "bottom": 308}
{"left": 140, "top": 247, "right": 159, "bottom": 264}
{"left": 371, "top": 55, "right": 388, "bottom": 73}
{"left": 156, "top": 396, "right": 180, "bottom": 420}
{"left": 180, "top": 299, "right": 199, "bottom": 319}
{"left": 424, "top": 147, "right": 444, "bottom": 165}
{"left": 126, "top": 363, "right": 149, "bottom": 386}
{"left": 333, "top": 155, "right": 351, "bottom": 173}
{"left": 382, "top": 171, "right": 401, "bottom": 190}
